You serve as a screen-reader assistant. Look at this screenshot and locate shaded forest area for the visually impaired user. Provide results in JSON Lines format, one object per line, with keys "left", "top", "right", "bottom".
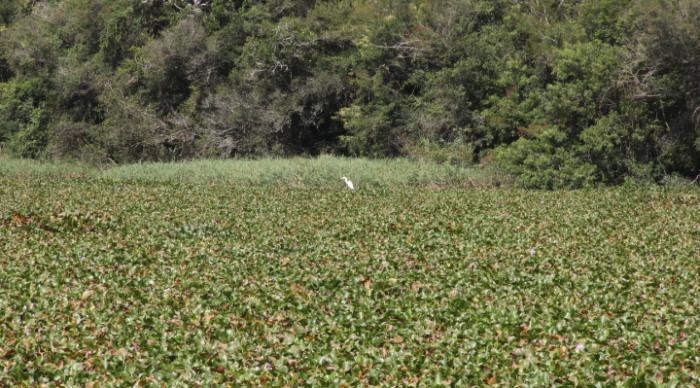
{"left": 0, "top": 0, "right": 698, "bottom": 187}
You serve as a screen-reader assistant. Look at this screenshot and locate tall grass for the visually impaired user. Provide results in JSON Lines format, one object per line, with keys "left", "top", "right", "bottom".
{"left": 0, "top": 155, "right": 506, "bottom": 187}
{"left": 0, "top": 156, "right": 91, "bottom": 177}
{"left": 98, "top": 156, "right": 506, "bottom": 187}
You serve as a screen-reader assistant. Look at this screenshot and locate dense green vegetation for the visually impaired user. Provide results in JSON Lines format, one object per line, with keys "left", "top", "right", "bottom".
{"left": 1, "top": 159, "right": 699, "bottom": 385}
{"left": 0, "top": 154, "right": 504, "bottom": 186}
{"left": 0, "top": 0, "right": 698, "bottom": 187}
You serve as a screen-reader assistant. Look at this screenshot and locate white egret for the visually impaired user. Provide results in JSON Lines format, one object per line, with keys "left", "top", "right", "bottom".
{"left": 341, "top": 176, "right": 354, "bottom": 190}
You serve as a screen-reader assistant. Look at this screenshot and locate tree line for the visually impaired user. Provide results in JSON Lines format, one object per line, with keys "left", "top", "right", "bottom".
{"left": 0, "top": 0, "right": 698, "bottom": 187}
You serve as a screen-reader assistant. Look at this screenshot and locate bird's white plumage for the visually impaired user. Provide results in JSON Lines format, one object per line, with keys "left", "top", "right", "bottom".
{"left": 341, "top": 176, "right": 354, "bottom": 190}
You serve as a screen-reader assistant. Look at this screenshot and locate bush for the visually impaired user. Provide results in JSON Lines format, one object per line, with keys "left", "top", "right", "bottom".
{"left": 404, "top": 139, "right": 474, "bottom": 167}
{"left": 493, "top": 128, "right": 597, "bottom": 189}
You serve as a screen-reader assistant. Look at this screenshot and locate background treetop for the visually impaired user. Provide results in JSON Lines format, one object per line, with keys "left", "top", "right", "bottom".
{"left": 0, "top": 0, "right": 698, "bottom": 187}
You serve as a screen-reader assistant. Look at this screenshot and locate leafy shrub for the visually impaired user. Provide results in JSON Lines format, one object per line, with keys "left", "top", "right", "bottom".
{"left": 404, "top": 139, "right": 474, "bottom": 167}
{"left": 493, "top": 128, "right": 597, "bottom": 189}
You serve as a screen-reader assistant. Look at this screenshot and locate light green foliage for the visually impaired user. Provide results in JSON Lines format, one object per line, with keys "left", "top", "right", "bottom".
{"left": 0, "top": 156, "right": 90, "bottom": 176}
{"left": 403, "top": 139, "right": 474, "bottom": 167}
{"left": 578, "top": 113, "right": 633, "bottom": 180}
{"left": 577, "top": 0, "right": 633, "bottom": 43}
{"left": 0, "top": 156, "right": 503, "bottom": 187}
{"left": 492, "top": 128, "right": 598, "bottom": 189}
{"left": 17, "top": 156, "right": 492, "bottom": 188}
{"left": 98, "top": 156, "right": 499, "bottom": 187}
{"left": 544, "top": 41, "right": 622, "bottom": 132}
{"left": 0, "top": 161, "right": 698, "bottom": 385}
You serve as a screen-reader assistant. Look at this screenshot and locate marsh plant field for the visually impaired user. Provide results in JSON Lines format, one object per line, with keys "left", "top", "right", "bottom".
{"left": 1, "top": 158, "right": 699, "bottom": 386}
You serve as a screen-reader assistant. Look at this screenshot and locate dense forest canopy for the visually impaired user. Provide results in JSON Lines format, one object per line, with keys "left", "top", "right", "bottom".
{"left": 0, "top": 0, "right": 698, "bottom": 187}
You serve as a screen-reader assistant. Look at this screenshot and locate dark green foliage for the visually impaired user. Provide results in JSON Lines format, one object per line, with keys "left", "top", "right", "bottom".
{"left": 0, "top": 0, "right": 698, "bottom": 186}
{"left": 0, "top": 2, "right": 19, "bottom": 26}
